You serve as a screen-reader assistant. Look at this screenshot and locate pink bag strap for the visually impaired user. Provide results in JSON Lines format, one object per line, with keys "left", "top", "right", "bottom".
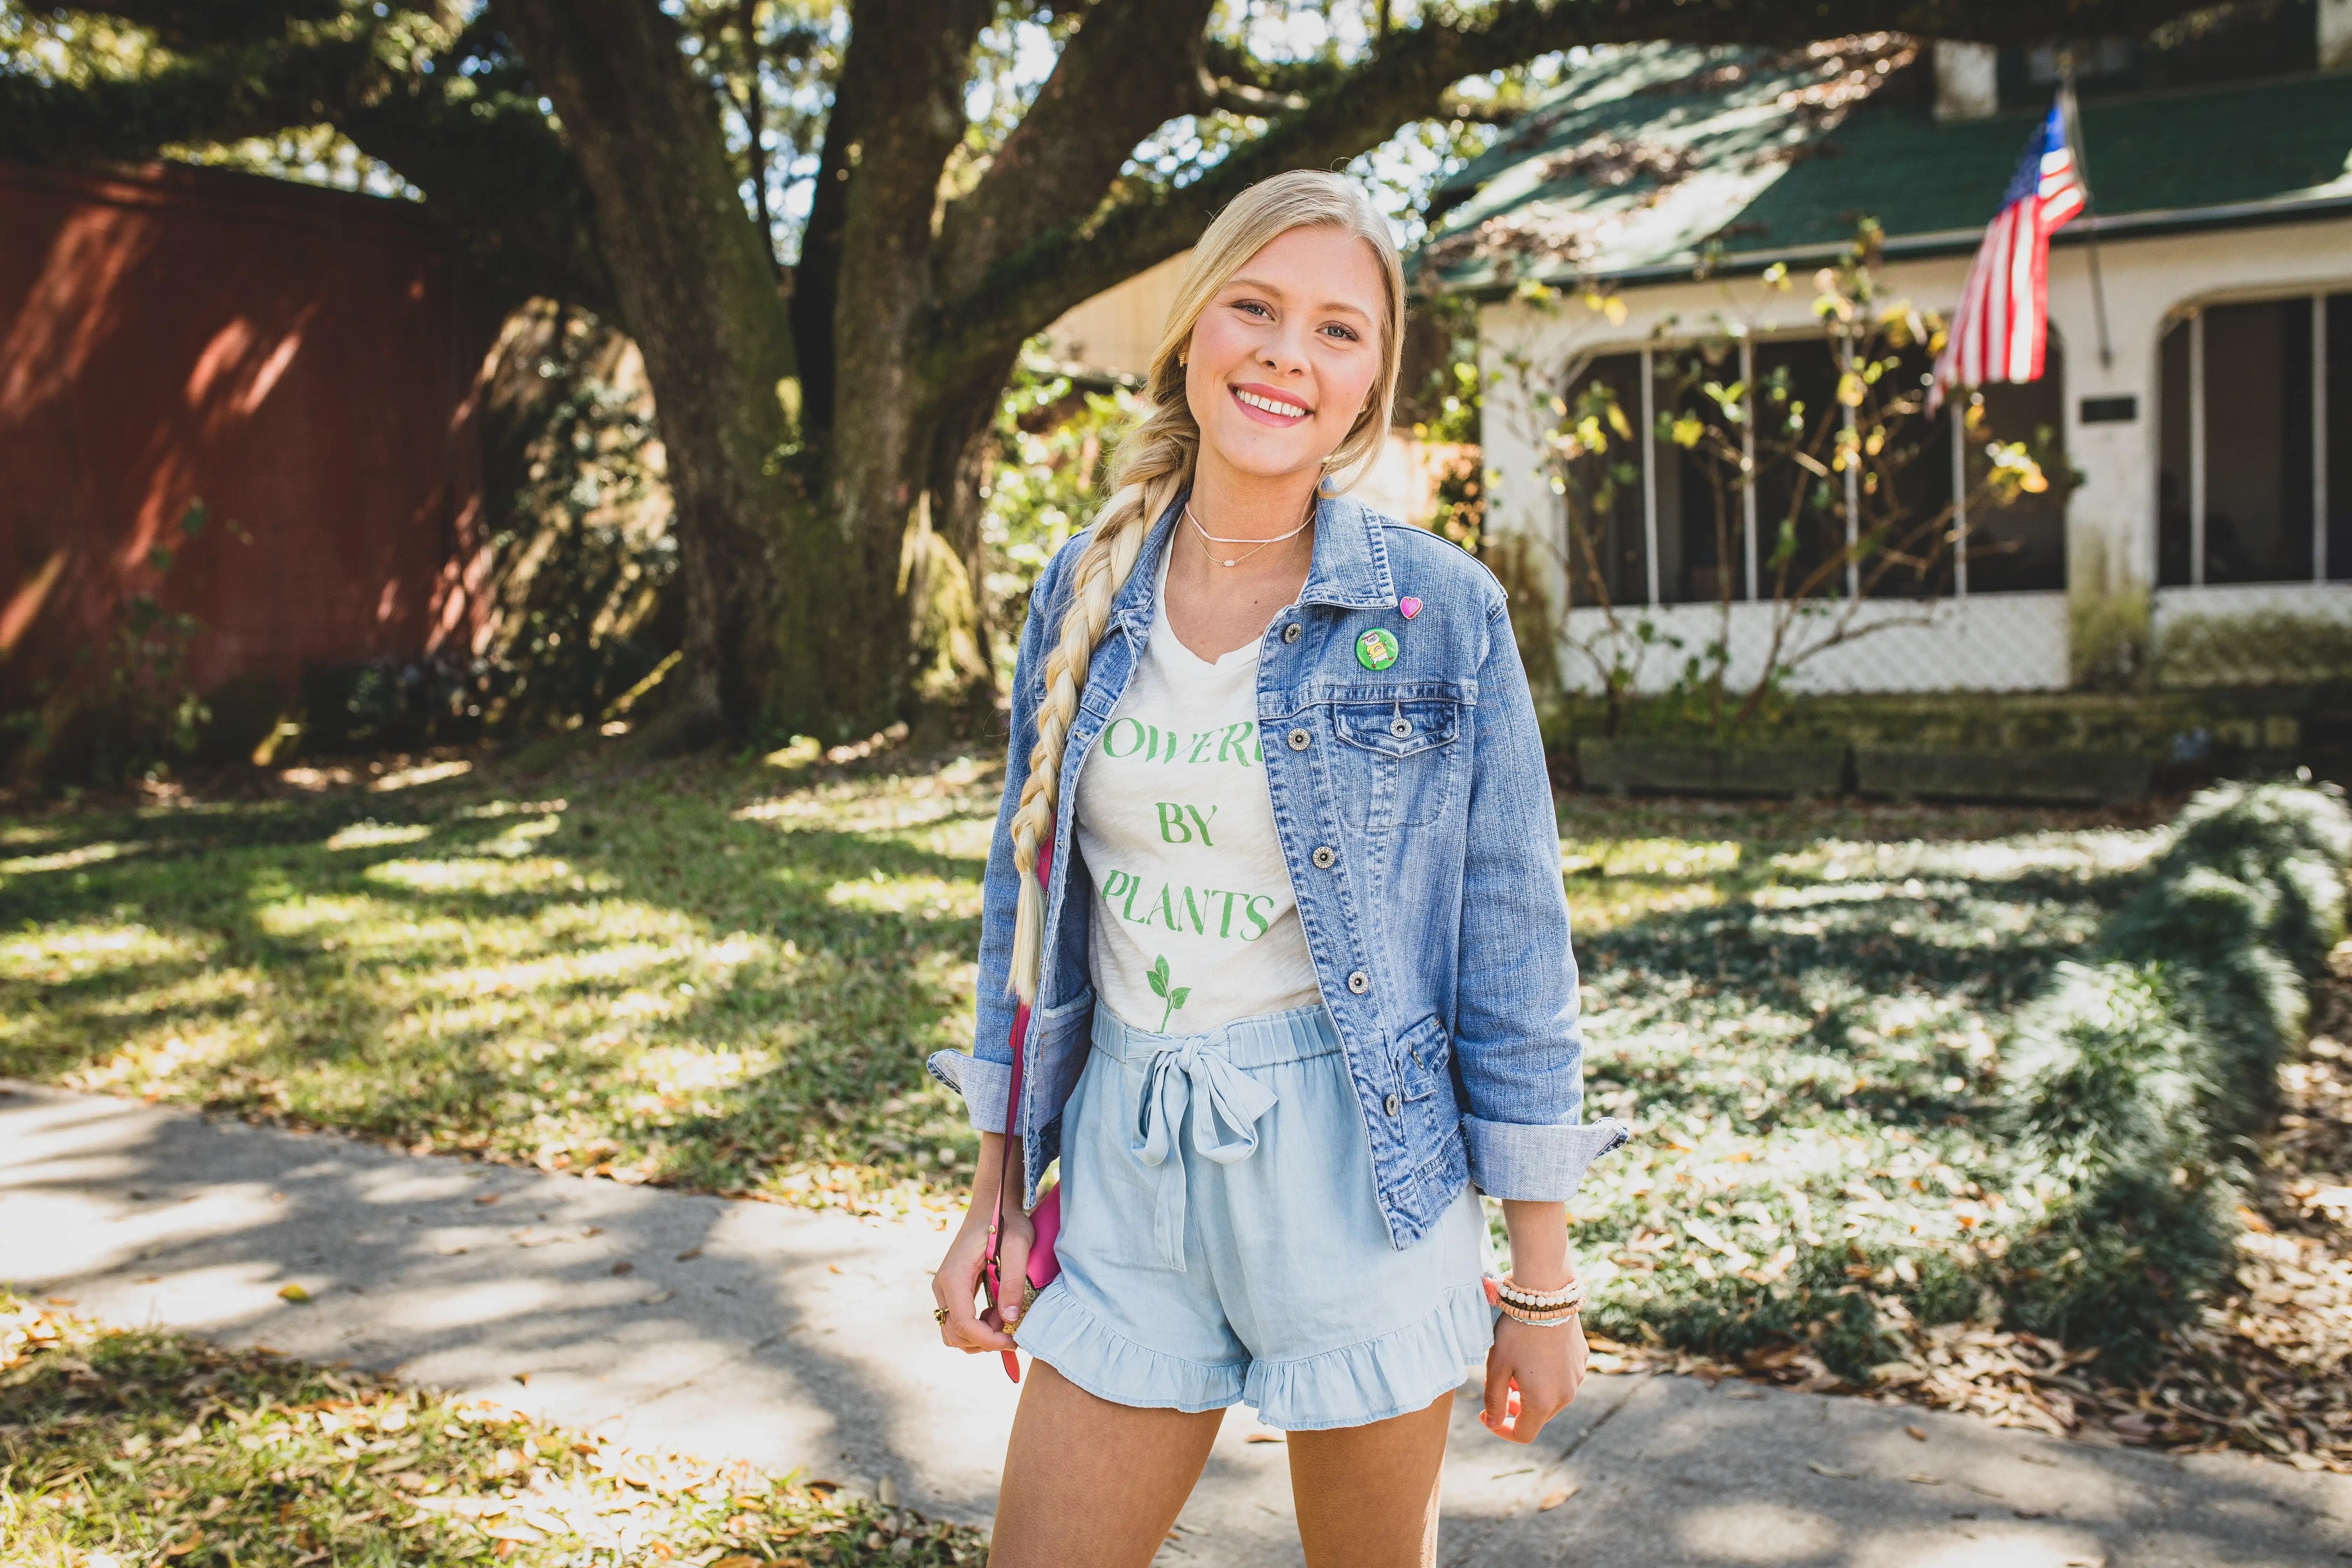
{"left": 985, "top": 818, "right": 1052, "bottom": 1381}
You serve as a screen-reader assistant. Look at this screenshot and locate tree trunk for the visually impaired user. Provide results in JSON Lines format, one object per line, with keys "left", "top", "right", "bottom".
{"left": 497, "top": 0, "right": 1002, "bottom": 742}
{"left": 497, "top": 0, "right": 805, "bottom": 739}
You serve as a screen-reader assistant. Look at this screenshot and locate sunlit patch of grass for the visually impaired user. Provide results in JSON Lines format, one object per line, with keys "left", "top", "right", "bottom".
{"left": 823, "top": 871, "right": 981, "bottom": 919}
{"left": 1526, "top": 794, "right": 2172, "bottom": 1377}
{"left": 0, "top": 922, "right": 207, "bottom": 983}
{"left": 364, "top": 854, "right": 618, "bottom": 897}
{"left": 323, "top": 820, "right": 435, "bottom": 850}
{"left": 1, "top": 1292, "right": 984, "bottom": 1567}
{"left": 0, "top": 838, "right": 146, "bottom": 877}
{"left": 1, "top": 749, "right": 999, "bottom": 1216}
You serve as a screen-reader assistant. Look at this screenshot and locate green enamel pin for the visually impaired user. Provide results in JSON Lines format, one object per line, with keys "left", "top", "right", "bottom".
{"left": 1355, "top": 627, "right": 1399, "bottom": 671}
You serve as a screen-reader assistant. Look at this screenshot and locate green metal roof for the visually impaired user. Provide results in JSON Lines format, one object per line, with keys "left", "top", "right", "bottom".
{"left": 1415, "top": 43, "right": 2352, "bottom": 296}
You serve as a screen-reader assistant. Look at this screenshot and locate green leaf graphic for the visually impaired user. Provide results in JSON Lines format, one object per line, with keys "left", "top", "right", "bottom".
{"left": 1151, "top": 957, "right": 1188, "bottom": 1032}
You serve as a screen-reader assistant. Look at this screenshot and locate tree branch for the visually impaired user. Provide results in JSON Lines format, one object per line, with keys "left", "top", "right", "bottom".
{"left": 933, "top": 0, "right": 1216, "bottom": 303}
{"left": 791, "top": 0, "right": 989, "bottom": 433}
{"left": 1437, "top": 91, "right": 1522, "bottom": 126}
{"left": 931, "top": 0, "right": 2216, "bottom": 384}
{"left": 0, "top": 11, "right": 612, "bottom": 315}
{"left": 75, "top": 0, "right": 345, "bottom": 49}
{"left": 1204, "top": 72, "right": 1309, "bottom": 118}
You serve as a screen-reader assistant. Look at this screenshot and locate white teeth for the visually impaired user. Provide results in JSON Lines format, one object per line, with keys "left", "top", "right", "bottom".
{"left": 1236, "top": 388, "right": 1308, "bottom": 418}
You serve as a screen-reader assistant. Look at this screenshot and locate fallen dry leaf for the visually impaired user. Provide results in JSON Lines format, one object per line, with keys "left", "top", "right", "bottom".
{"left": 1244, "top": 1432, "right": 1285, "bottom": 1444}
{"left": 1806, "top": 1462, "right": 1856, "bottom": 1479}
{"left": 277, "top": 1284, "right": 311, "bottom": 1303}
{"left": 1538, "top": 1485, "right": 1578, "bottom": 1510}
{"left": 474, "top": 1194, "right": 501, "bottom": 1207}
{"left": 1905, "top": 1425, "right": 1927, "bottom": 1441}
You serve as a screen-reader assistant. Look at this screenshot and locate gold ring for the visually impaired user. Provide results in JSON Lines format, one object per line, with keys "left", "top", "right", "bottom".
{"left": 933, "top": 1307, "right": 950, "bottom": 1324}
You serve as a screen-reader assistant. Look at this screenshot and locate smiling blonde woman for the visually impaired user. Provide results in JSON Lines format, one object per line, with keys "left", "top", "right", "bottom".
{"left": 928, "top": 169, "right": 1627, "bottom": 1567}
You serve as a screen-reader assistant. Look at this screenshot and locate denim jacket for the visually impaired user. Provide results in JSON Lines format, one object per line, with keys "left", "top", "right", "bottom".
{"left": 927, "top": 493, "right": 1629, "bottom": 1250}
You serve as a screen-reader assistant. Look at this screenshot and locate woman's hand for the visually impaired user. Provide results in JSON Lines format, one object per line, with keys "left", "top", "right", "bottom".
{"left": 931, "top": 1131, "right": 1029, "bottom": 1353}
{"left": 1482, "top": 1196, "right": 1586, "bottom": 1441}
{"left": 1480, "top": 1312, "right": 1588, "bottom": 1442}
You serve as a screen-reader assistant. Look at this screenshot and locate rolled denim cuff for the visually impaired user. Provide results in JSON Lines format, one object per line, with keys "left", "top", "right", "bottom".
{"left": 1462, "top": 1115, "right": 1631, "bottom": 1201}
{"left": 925, "top": 1048, "right": 1013, "bottom": 1135}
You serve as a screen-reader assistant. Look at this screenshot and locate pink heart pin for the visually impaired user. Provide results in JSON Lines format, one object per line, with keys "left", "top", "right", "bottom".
{"left": 1399, "top": 596, "right": 1422, "bottom": 620}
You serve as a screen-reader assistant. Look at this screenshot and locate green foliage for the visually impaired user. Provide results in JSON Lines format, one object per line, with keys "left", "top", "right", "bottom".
{"left": 2152, "top": 608, "right": 2352, "bottom": 689}
{"left": 1995, "top": 961, "right": 2236, "bottom": 1362}
{"left": 1993, "top": 782, "right": 2352, "bottom": 1370}
{"left": 476, "top": 304, "right": 680, "bottom": 734}
{"left": 979, "top": 357, "right": 1139, "bottom": 681}
{"left": 4, "top": 498, "right": 222, "bottom": 788}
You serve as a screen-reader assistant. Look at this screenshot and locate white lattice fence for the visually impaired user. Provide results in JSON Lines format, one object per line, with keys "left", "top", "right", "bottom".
{"left": 1559, "top": 592, "right": 2070, "bottom": 695}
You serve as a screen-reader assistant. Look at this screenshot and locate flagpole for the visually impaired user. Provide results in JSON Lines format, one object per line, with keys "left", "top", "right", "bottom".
{"left": 2061, "top": 68, "right": 2115, "bottom": 371}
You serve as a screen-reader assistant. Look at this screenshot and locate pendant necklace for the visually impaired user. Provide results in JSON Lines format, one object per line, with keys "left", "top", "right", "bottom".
{"left": 1186, "top": 502, "right": 1315, "bottom": 569}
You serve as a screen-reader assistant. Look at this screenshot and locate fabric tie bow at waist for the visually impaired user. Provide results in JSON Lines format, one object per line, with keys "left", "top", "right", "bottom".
{"left": 1132, "top": 1037, "right": 1280, "bottom": 1271}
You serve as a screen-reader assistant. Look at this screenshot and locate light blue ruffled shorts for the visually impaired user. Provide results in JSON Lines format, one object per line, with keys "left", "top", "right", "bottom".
{"left": 1013, "top": 1003, "right": 1493, "bottom": 1432}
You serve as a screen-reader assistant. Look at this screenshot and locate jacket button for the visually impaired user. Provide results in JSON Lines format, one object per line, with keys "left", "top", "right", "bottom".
{"left": 1288, "top": 727, "right": 1311, "bottom": 751}
{"left": 1311, "top": 845, "right": 1336, "bottom": 869}
{"left": 1390, "top": 716, "right": 1412, "bottom": 739}
{"left": 1383, "top": 1092, "right": 1402, "bottom": 1116}
{"left": 1282, "top": 622, "right": 1303, "bottom": 644}
{"left": 1347, "top": 969, "right": 1369, "bottom": 994}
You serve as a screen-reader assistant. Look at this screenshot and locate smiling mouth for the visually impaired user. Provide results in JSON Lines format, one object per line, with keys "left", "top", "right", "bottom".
{"left": 1232, "top": 386, "right": 1311, "bottom": 420}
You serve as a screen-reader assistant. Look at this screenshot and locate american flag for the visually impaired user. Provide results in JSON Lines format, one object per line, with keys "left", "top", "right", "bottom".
{"left": 1928, "top": 97, "right": 2087, "bottom": 413}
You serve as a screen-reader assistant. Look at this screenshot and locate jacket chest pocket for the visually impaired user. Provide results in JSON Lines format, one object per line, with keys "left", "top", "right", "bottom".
{"left": 1329, "top": 697, "right": 1465, "bottom": 832}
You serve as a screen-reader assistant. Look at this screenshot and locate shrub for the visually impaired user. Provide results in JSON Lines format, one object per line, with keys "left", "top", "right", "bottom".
{"left": 1990, "top": 781, "right": 2351, "bottom": 1370}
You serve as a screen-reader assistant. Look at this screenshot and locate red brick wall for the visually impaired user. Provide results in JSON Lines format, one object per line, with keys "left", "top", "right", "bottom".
{"left": 0, "top": 160, "right": 496, "bottom": 720}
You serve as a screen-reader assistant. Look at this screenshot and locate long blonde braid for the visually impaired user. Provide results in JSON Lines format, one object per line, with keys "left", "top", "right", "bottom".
{"left": 1003, "top": 170, "right": 1408, "bottom": 1005}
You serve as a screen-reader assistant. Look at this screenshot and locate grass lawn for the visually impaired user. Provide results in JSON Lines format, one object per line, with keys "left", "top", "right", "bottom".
{"left": 0, "top": 1292, "right": 983, "bottom": 1566}
{"left": 1, "top": 745, "right": 1001, "bottom": 1218}
{"left": 4, "top": 740, "right": 2344, "bottom": 1466}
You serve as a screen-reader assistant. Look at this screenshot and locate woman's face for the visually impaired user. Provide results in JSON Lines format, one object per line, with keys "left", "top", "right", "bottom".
{"left": 1183, "top": 224, "right": 1387, "bottom": 486}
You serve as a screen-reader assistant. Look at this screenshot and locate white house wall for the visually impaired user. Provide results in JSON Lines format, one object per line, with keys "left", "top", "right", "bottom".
{"left": 1480, "top": 214, "right": 2352, "bottom": 694}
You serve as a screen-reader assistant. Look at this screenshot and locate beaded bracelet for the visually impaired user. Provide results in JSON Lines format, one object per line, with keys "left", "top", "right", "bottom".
{"left": 1493, "top": 1273, "right": 1583, "bottom": 1327}
{"left": 1496, "top": 1300, "right": 1580, "bottom": 1328}
{"left": 1498, "top": 1275, "right": 1584, "bottom": 1309}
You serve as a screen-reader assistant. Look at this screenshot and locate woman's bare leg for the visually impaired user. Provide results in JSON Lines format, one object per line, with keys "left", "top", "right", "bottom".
{"left": 1286, "top": 1391, "right": 1454, "bottom": 1568}
{"left": 988, "top": 1360, "right": 1227, "bottom": 1568}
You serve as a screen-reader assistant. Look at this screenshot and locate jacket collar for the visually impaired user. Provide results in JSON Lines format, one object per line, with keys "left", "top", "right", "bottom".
{"left": 1108, "top": 488, "right": 1396, "bottom": 636}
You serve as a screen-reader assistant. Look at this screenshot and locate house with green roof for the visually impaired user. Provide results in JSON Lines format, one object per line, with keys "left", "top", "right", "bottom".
{"left": 1416, "top": 11, "right": 2352, "bottom": 698}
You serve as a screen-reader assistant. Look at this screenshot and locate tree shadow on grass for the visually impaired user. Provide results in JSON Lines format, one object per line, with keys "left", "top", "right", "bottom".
{"left": 0, "top": 753, "right": 1006, "bottom": 1209}
{"left": 0, "top": 1083, "right": 1023, "bottom": 1525}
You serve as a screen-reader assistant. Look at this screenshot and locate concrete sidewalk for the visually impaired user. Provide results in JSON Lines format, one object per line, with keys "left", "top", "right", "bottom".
{"left": 4, "top": 1078, "right": 2347, "bottom": 1567}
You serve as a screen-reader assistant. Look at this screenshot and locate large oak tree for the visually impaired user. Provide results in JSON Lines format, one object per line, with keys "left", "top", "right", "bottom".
{"left": 1, "top": 0, "right": 2185, "bottom": 740}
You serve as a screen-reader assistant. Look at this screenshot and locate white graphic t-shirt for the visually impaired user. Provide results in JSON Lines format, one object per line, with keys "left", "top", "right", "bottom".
{"left": 1075, "top": 548, "right": 1321, "bottom": 1035}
